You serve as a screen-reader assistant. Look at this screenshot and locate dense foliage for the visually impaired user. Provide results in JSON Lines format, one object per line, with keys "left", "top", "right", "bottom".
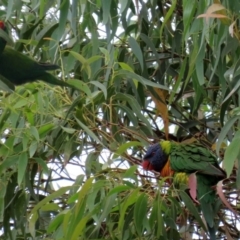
{"left": 0, "top": 0, "right": 239, "bottom": 239}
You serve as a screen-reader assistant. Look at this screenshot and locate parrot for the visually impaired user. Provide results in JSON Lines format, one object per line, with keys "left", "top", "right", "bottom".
{"left": 0, "top": 21, "right": 72, "bottom": 89}
{"left": 142, "top": 140, "right": 226, "bottom": 240}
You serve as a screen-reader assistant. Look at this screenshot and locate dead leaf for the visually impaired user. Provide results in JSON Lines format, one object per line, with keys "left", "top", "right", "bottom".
{"left": 205, "top": 3, "right": 226, "bottom": 14}
{"left": 188, "top": 173, "right": 200, "bottom": 204}
{"left": 229, "top": 21, "right": 235, "bottom": 38}
{"left": 197, "top": 3, "right": 230, "bottom": 25}
{"left": 150, "top": 88, "right": 169, "bottom": 139}
{"left": 217, "top": 180, "right": 237, "bottom": 215}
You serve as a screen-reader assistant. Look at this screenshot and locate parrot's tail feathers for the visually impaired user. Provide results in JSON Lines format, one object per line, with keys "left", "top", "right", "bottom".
{"left": 38, "top": 63, "right": 60, "bottom": 71}
{"left": 207, "top": 223, "right": 216, "bottom": 240}
{"left": 39, "top": 73, "right": 72, "bottom": 88}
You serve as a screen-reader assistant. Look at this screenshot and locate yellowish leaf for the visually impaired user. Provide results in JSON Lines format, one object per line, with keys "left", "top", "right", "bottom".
{"left": 150, "top": 88, "right": 169, "bottom": 139}
{"left": 197, "top": 3, "right": 230, "bottom": 25}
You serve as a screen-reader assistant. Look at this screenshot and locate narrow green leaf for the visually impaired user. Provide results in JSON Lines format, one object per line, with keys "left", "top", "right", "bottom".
{"left": 90, "top": 81, "right": 107, "bottom": 99}
{"left": 18, "top": 152, "right": 28, "bottom": 185}
{"left": 47, "top": 212, "right": 65, "bottom": 233}
{"left": 113, "top": 141, "right": 143, "bottom": 159}
{"left": 128, "top": 37, "right": 144, "bottom": 72}
{"left": 30, "top": 126, "right": 40, "bottom": 142}
{"left": 123, "top": 165, "right": 138, "bottom": 179}
{"left": 118, "top": 189, "right": 139, "bottom": 233}
{"left": 61, "top": 126, "right": 76, "bottom": 134}
{"left": 183, "top": 0, "right": 197, "bottom": 40}
{"left": 69, "top": 51, "right": 87, "bottom": 64}
{"left": 99, "top": 47, "right": 110, "bottom": 65}
{"left": 98, "top": 194, "right": 116, "bottom": 224}
{"left": 75, "top": 117, "right": 103, "bottom": 146}
{"left": 6, "top": 0, "right": 14, "bottom": 20}
{"left": 216, "top": 116, "right": 239, "bottom": 155}
{"left": 0, "top": 109, "right": 11, "bottom": 132}
{"left": 29, "top": 211, "right": 38, "bottom": 238}
{"left": 101, "top": 0, "right": 111, "bottom": 24}
{"left": 57, "top": 0, "right": 69, "bottom": 40}
{"left": 33, "top": 157, "right": 49, "bottom": 174}
{"left": 134, "top": 194, "right": 148, "bottom": 235}
{"left": 87, "top": 55, "right": 102, "bottom": 64}
{"left": 67, "top": 79, "right": 91, "bottom": 95}
{"left": 117, "top": 70, "right": 169, "bottom": 90}
{"left": 140, "top": 33, "right": 160, "bottom": 66}
{"left": 160, "top": 0, "right": 177, "bottom": 41}
{"left": 30, "top": 186, "right": 72, "bottom": 215}
{"left": 224, "top": 131, "right": 240, "bottom": 177}
{"left": 41, "top": 203, "right": 61, "bottom": 211}
{"left": 179, "top": 191, "right": 207, "bottom": 232}
{"left": 0, "top": 155, "right": 18, "bottom": 174}
{"left": 38, "top": 123, "right": 55, "bottom": 138}
{"left": 29, "top": 141, "right": 38, "bottom": 158}
{"left": 118, "top": 62, "right": 134, "bottom": 71}
{"left": 195, "top": 41, "right": 205, "bottom": 85}
{"left": 0, "top": 175, "right": 7, "bottom": 221}
{"left": 108, "top": 185, "right": 132, "bottom": 196}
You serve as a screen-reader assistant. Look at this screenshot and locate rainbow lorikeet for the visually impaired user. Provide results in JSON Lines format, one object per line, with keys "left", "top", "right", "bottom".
{"left": 0, "top": 21, "right": 72, "bottom": 89}
{"left": 142, "top": 140, "right": 226, "bottom": 240}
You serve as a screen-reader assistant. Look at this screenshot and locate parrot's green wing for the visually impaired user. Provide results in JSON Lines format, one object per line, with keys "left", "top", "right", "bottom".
{"left": 169, "top": 142, "right": 225, "bottom": 177}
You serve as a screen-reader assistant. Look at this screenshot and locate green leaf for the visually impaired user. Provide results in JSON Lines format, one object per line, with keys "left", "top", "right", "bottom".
{"left": 113, "top": 141, "right": 143, "bottom": 159}
{"left": 30, "top": 186, "right": 72, "bottom": 215}
{"left": 57, "top": 0, "right": 69, "bottom": 40}
{"left": 38, "top": 123, "right": 55, "bottom": 138}
{"left": 90, "top": 81, "right": 107, "bottom": 99}
{"left": 29, "top": 141, "right": 38, "bottom": 158}
{"left": 134, "top": 194, "right": 148, "bottom": 235}
{"left": 0, "top": 155, "right": 18, "bottom": 174}
{"left": 99, "top": 47, "right": 110, "bottom": 65}
{"left": 47, "top": 211, "right": 65, "bottom": 233}
{"left": 33, "top": 157, "right": 49, "bottom": 174}
{"left": 61, "top": 126, "right": 76, "bottom": 134}
{"left": 117, "top": 70, "right": 169, "bottom": 90}
{"left": 118, "top": 189, "right": 139, "bottom": 233}
{"left": 160, "top": 0, "right": 177, "bottom": 41}
{"left": 30, "top": 126, "right": 40, "bottom": 142}
{"left": 101, "top": 0, "right": 111, "bottom": 24}
{"left": 67, "top": 79, "right": 91, "bottom": 95}
{"left": 75, "top": 116, "right": 103, "bottom": 146}
{"left": 224, "top": 130, "right": 240, "bottom": 177}
{"left": 18, "top": 152, "right": 28, "bottom": 185}
{"left": 128, "top": 37, "right": 144, "bottom": 72}
{"left": 216, "top": 116, "right": 239, "bottom": 155}
{"left": 179, "top": 191, "right": 207, "bottom": 232}
{"left": 123, "top": 165, "right": 138, "bottom": 179}
{"left": 108, "top": 185, "right": 132, "bottom": 196}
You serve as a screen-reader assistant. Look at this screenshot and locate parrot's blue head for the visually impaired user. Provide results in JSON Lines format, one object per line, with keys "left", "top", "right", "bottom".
{"left": 142, "top": 143, "right": 169, "bottom": 172}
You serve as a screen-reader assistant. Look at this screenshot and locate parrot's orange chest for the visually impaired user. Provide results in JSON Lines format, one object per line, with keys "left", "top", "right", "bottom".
{"left": 160, "top": 158, "right": 174, "bottom": 178}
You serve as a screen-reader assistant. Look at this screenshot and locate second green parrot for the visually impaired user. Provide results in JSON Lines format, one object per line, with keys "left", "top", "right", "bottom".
{"left": 0, "top": 21, "right": 72, "bottom": 89}
{"left": 142, "top": 140, "right": 226, "bottom": 240}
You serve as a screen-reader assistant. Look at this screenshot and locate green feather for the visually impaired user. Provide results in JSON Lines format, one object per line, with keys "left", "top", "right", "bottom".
{"left": 169, "top": 142, "right": 225, "bottom": 177}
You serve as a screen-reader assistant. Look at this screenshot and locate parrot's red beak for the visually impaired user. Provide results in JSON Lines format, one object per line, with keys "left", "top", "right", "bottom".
{"left": 142, "top": 160, "right": 153, "bottom": 170}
